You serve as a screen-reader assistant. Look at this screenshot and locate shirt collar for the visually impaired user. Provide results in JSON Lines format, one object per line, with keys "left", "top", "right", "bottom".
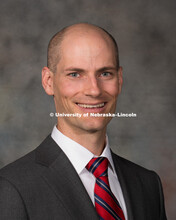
{"left": 51, "top": 125, "right": 116, "bottom": 174}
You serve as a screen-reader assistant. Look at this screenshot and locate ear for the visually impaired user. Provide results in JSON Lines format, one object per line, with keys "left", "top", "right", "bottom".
{"left": 118, "top": 66, "right": 123, "bottom": 94}
{"left": 42, "top": 67, "right": 54, "bottom": 95}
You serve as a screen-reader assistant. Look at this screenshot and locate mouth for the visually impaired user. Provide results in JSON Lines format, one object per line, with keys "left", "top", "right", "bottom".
{"left": 77, "top": 102, "right": 105, "bottom": 109}
{"left": 76, "top": 102, "right": 107, "bottom": 113}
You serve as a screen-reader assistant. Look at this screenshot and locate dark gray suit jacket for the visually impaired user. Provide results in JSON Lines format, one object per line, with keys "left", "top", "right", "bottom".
{"left": 0, "top": 135, "right": 167, "bottom": 220}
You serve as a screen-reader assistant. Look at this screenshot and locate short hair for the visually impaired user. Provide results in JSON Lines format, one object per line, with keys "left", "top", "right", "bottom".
{"left": 47, "top": 23, "right": 119, "bottom": 73}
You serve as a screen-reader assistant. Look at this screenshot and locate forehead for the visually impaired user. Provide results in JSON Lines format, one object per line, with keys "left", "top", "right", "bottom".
{"left": 58, "top": 29, "right": 117, "bottom": 68}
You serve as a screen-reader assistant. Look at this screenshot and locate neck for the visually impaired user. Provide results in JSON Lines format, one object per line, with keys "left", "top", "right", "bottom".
{"left": 57, "top": 124, "right": 107, "bottom": 156}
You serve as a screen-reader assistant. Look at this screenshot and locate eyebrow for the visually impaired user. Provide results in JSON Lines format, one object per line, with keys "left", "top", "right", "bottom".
{"left": 97, "top": 66, "right": 118, "bottom": 72}
{"left": 64, "top": 66, "right": 118, "bottom": 72}
{"left": 65, "top": 68, "right": 85, "bottom": 72}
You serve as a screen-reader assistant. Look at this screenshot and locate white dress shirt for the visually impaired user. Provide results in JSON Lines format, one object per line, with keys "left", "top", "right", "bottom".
{"left": 51, "top": 125, "right": 128, "bottom": 219}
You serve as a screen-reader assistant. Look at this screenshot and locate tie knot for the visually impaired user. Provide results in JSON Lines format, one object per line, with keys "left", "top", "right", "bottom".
{"left": 86, "top": 157, "right": 109, "bottom": 178}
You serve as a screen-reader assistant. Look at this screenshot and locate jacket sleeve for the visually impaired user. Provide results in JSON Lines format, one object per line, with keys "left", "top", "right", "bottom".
{"left": 156, "top": 174, "right": 167, "bottom": 220}
{"left": 0, "top": 176, "right": 28, "bottom": 220}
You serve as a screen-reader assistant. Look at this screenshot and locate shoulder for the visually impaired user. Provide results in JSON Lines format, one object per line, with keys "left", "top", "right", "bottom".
{"left": 112, "top": 151, "right": 152, "bottom": 172}
{"left": 0, "top": 149, "right": 39, "bottom": 186}
{"left": 112, "top": 151, "right": 165, "bottom": 200}
{"left": 112, "top": 151, "right": 160, "bottom": 181}
{"left": 112, "top": 152, "right": 167, "bottom": 219}
{"left": 0, "top": 135, "right": 54, "bottom": 185}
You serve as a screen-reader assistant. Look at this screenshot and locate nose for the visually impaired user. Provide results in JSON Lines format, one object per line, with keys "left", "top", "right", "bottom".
{"left": 84, "top": 75, "right": 102, "bottom": 97}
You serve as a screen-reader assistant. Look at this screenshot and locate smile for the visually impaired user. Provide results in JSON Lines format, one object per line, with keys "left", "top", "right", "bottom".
{"left": 77, "top": 103, "right": 105, "bottom": 108}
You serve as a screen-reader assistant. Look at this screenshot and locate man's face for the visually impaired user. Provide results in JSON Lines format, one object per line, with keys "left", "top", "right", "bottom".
{"left": 52, "top": 30, "right": 122, "bottom": 134}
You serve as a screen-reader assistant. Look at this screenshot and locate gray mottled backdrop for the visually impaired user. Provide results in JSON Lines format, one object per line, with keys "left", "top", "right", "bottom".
{"left": 0, "top": 0, "right": 175, "bottom": 219}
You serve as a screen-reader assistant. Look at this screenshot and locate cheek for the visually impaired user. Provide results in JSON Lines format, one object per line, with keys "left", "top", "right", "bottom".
{"left": 102, "top": 81, "right": 119, "bottom": 97}
{"left": 54, "top": 80, "right": 79, "bottom": 100}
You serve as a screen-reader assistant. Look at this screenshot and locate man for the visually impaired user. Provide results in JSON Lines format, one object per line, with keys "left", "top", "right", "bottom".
{"left": 0, "top": 23, "right": 167, "bottom": 220}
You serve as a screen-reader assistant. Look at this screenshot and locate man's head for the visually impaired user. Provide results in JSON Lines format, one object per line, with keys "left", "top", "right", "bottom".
{"left": 47, "top": 23, "right": 120, "bottom": 74}
{"left": 42, "top": 23, "right": 122, "bottom": 135}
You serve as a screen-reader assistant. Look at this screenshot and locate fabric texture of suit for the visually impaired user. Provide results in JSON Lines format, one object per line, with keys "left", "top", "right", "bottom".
{"left": 0, "top": 135, "right": 167, "bottom": 220}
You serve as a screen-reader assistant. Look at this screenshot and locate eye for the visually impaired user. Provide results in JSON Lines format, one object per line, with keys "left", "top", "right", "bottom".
{"left": 101, "top": 72, "right": 111, "bottom": 77}
{"left": 69, "top": 72, "right": 80, "bottom": 77}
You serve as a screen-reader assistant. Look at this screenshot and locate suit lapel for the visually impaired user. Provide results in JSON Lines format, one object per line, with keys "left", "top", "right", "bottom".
{"left": 35, "top": 135, "right": 99, "bottom": 220}
{"left": 36, "top": 135, "right": 148, "bottom": 219}
{"left": 112, "top": 152, "right": 146, "bottom": 220}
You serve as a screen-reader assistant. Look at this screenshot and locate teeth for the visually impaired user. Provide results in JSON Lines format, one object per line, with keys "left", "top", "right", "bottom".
{"left": 77, "top": 103, "right": 105, "bottom": 108}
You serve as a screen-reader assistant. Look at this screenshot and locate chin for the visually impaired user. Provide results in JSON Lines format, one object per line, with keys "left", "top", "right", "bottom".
{"left": 80, "top": 118, "right": 110, "bottom": 133}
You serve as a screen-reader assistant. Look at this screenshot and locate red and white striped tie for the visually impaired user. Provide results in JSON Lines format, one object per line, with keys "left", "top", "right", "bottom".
{"left": 86, "top": 157, "right": 125, "bottom": 220}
